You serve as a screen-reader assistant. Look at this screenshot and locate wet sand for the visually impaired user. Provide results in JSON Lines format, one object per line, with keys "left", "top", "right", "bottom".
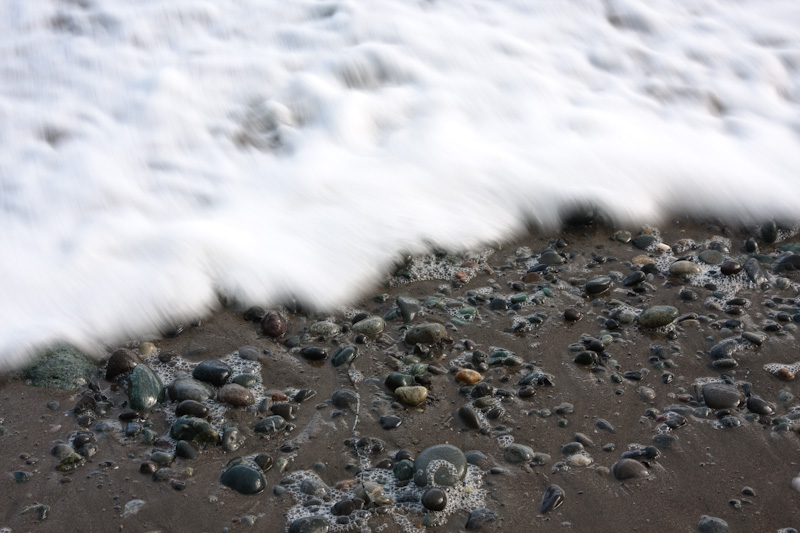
{"left": 2, "top": 220, "right": 800, "bottom": 533}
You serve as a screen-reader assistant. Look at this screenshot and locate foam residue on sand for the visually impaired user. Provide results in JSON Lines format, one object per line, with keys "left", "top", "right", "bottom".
{"left": 2, "top": 0, "right": 800, "bottom": 368}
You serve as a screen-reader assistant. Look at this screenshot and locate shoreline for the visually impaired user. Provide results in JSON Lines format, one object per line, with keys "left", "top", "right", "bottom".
{"left": 3, "top": 220, "right": 800, "bottom": 533}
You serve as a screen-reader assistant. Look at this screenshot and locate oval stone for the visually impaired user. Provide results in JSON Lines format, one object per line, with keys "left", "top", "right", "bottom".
{"left": 220, "top": 464, "right": 266, "bottom": 495}
{"left": 261, "top": 311, "right": 287, "bottom": 338}
{"left": 254, "top": 415, "right": 287, "bottom": 434}
{"left": 586, "top": 276, "right": 611, "bottom": 295}
{"left": 331, "top": 345, "right": 358, "bottom": 367}
{"left": 192, "top": 360, "right": 232, "bottom": 387}
{"left": 612, "top": 458, "right": 650, "bottom": 480}
{"left": 701, "top": 383, "right": 743, "bottom": 409}
{"left": 455, "top": 369, "right": 482, "bottom": 385}
{"left": 217, "top": 383, "right": 255, "bottom": 407}
{"left": 698, "top": 250, "right": 724, "bottom": 265}
{"left": 669, "top": 260, "right": 702, "bottom": 276}
{"left": 168, "top": 378, "right": 213, "bottom": 403}
{"left": 126, "top": 364, "right": 165, "bottom": 412}
{"left": 288, "top": 516, "right": 329, "bottom": 533}
{"left": 413, "top": 444, "right": 467, "bottom": 487}
{"left": 540, "top": 484, "right": 565, "bottom": 514}
{"left": 105, "top": 348, "right": 140, "bottom": 381}
{"left": 503, "top": 444, "right": 535, "bottom": 464}
{"left": 169, "top": 416, "right": 219, "bottom": 444}
{"left": 637, "top": 306, "right": 679, "bottom": 328}
{"left": 352, "top": 316, "right": 385, "bottom": 338}
{"left": 394, "top": 385, "right": 428, "bottom": 406}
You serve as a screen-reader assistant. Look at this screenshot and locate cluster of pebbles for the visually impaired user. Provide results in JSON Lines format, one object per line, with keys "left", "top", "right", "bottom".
{"left": 8, "top": 218, "right": 800, "bottom": 532}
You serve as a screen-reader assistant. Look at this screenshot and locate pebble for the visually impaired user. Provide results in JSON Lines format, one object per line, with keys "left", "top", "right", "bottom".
{"left": 746, "top": 396, "right": 775, "bottom": 415}
{"left": 175, "top": 440, "right": 198, "bottom": 459}
{"left": 221, "top": 427, "right": 245, "bottom": 452}
{"left": 351, "top": 316, "right": 385, "bottom": 338}
{"left": 299, "top": 347, "right": 328, "bottom": 361}
{"left": 220, "top": 464, "right": 266, "bottom": 495}
{"left": 168, "top": 378, "right": 213, "bottom": 403}
{"left": 394, "top": 386, "right": 428, "bottom": 406}
{"left": 701, "top": 383, "right": 743, "bottom": 409}
{"left": 697, "top": 516, "right": 729, "bottom": 533}
{"left": 170, "top": 416, "right": 219, "bottom": 444}
{"left": 126, "top": 364, "right": 164, "bottom": 412}
{"left": 586, "top": 276, "right": 612, "bottom": 294}
{"left": 217, "top": 384, "right": 255, "bottom": 407}
{"left": 421, "top": 487, "right": 447, "bottom": 512}
{"left": 458, "top": 406, "right": 482, "bottom": 429}
{"left": 379, "top": 415, "right": 402, "bottom": 429}
{"left": 331, "top": 390, "right": 358, "bottom": 409}
{"left": 397, "top": 296, "right": 422, "bottom": 322}
{"left": 254, "top": 415, "right": 288, "bottom": 434}
{"left": 413, "top": 444, "right": 467, "bottom": 487}
{"left": 261, "top": 311, "right": 287, "bottom": 338}
{"left": 309, "top": 321, "right": 340, "bottom": 339}
{"left": 708, "top": 339, "right": 738, "bottom": 360}
{"left": 633, "top": 234, "right": 657, "bottom": 249}
{"left": 791, "top": 476, "right": 800, "bottom": 493}
{"left": 698, "top": 249, "right": 724, "bottom": 265}
{"left": 105, "top": 348, "right": 140, "bottom": 381}
{"left": 405, "top": 323, "right": 448, "bottom": 345}
{"left": 385, "top": 372, "right": 414, "bottom": 391}
{"left": 331, "top": 345, "right": 358, "bottom": 367}
{"left": 564, "top": 308, "right": 582, "bottom": 322}
{"left": 192, "top": 360, "right": 233, "bottom": 387}
{"left": 503, "top": 444, "right": 535, "bottom": 464}
{"left": 612, "top": 458, "right": 649, "bottom": 480}
{"left": 638, "top": 306, "right": 679, "bottom": 328}
{"left": 595, "top": 419, "right": 615, "bottom": 432}
{"left": 465, "top": 508, "right": 497, "bottom": 530}
{"left": 175, "top": 399, "right": 209, "bottom": 418}
{"left": 455, "top": 369, "right": 482, "bottom": 385}
{"left": 720, "top": 261, "right": 742, "bottom": 276}
{"left": 540, "top": 484, "right": 565, "bottom": 514}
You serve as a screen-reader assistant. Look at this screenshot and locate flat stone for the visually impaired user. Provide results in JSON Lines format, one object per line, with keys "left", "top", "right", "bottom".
{"left": 586, "top": 276, "right": 612, "bottom": 295}
{"left": 702, "top": 383, "right": 743, "bottom": 409}
{"left": 352, "top": 316, "right": 385, "bottom": 338}
{"left": 217, "top": 383, "right": 255, "bottom": 407}
{"left": 612, "top": 458, "right": 649, "bottom": 480}
{"left": 168, "top": 378, "right": 213, "bottom": 403}
{"left": 394, "top": 385, "right": 428, "bottom": 406}
{"left": 669, "top": 260, "right": 702, "bottom": 276}
{"left": 638, "top": 306, "right": 679, "bottom": 328}
{"left": 405, "top": 323, "right": 447, "bottom": 345}
{"left": 698, "top": 250, "right": 725, "bottom": 265}
{"left": 309, "top": 321, "right": 341, "bottom": 339}
{"left": 413, "top": 444, "right": 467, "bottom": 487}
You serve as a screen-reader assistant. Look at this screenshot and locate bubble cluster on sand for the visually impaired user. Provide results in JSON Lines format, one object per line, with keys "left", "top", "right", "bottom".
{"left": 284, "top": 462, "right": 486, "bottom": 532}
{"left": 388, "top": 250, "right": 494, "bottom": 287}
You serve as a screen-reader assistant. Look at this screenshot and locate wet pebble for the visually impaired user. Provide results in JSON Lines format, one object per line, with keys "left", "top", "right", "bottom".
{"left": 331, "top": 390, "right": 358, "bottom": 409}
{"left": 126, "top": 364, "right": 165, "bottom": 412}
{"left": 702, "top": 383, "right": 743, "bottom": 409}
{"left": 394, "top": 386, "right": 428, "bottom": 406}
{"left": 175, "top": 440, "right": 198, "bottom": 459}
{"left": 697, "top": 515, "right": 729, "bottom": 533}
{"left": 351, "top": 316, "right": 385, "bottom": 338}
{"left": 746, "top": 396, "right": 775, "bottom": 415}
{"left": 405, "top": 323, "right": 447, "bottom": 345}
{"left": 379, "top": 415, "right": 402, "bottom": 430}
{"left": 612, "top": 458, "right": 649, "bottom": 480}
{"left": 220, "top": 464, "right": 266, "bottom": 495}
{"left": 331, "top": 345, "right": 358, "bottom": 367}
{"left": 540, "top": 484, "right": 565, "bottom": 514}
{"left": 175, "top": 399, "right": 209, "bottom": 418}
{"left": 413, "top": 444, "right": 467, "bottom": 487}
{"left": 105, "top": 348, "right": 140, "bottom": 381}
{"left": 586, "top": 276, "right": 611, "bottom": 294}
{"left": 596, "top": 419, "right": 615, "bottom": 433}
{"left": 455, "top": 369, "right": 482, "bottom": 385}
{"left": 261, "top": 311, "right": 287, "bottom": 338}
{"left": 638, "top": 306, "right": 679, "bottom": 328}
{"left": 564, "top": 308, "right": 582, "bottom": 322}
{"left": 221, "top": 427, "right": 245, "bottom": 452}
{"left": 254, "top": 415, "right": 288, "bottom": 434}
{"left": 670, "top": 260, "right": 702, "bottom": 276}
{"left": 421, "top": 487, "right": 447, "bottom": 512}
{"left": 300, "top": 347, "right": 328, "bottom": 361}
{"left": 458, "top": 406, "right": 482, "bottom": 429}
{"left": 170, "top": 416, "right": 219, "bottom": 444}
{"left": 192, "top": 360, "right": 232, "bottom": 387}
{"left": 168, "top": 378, "right": 213, "bottom": 403}
{"left": 218, "top": 384, "right": 255, "bottom": 407}
{"left": 465, "top": 508, "right": 497, "bottom": 530}
{"left": 397, "top": 296, "right": 421, "bottom": 322}
{"left": 503, "top": 444, "right": 535, "bottom": 464}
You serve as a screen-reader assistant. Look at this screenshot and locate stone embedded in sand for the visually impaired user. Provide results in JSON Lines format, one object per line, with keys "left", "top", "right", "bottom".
{"left": 637, "top": 306, "right": 679, "bottom": 328}
{"left": 701, "top": 383, "right": 743, "bottom": 409}
{"left": 218, "top": 383, "right": 255, "bottom": 407}
{"left": 261, "top": 311, "right": 287, "bottom": 338}
{"left": 611, "top": 458, "right": 649, "bottom": 480}
{"left": 698, "top": 515, "right": 729, "bottom": 533}
{"left": 394, "top": 385, "right": 428, "bottom": 406}
{"left": 586, "top": 276, "right": 611, "bottom": 294}
{"left": 422, "top": 487, "right": 447, "bottom": 512}
{"left": 405, "top": 322, "right": 447, "bottom": 344}
{"left": 455, "top": 369, "right": 482, "bottom": 385}
{"left": 746, "top": 396, "right": 775, "bottom": 415}
{"left": 413, "top": 444, "right": 467, "bottom": 487}
{"left": 351, "top": 316, "right": 385, "bottom": 338}
{"left": 220, "top": 464, "right": 266, "bottom": 495}
{"left": 170, "top": 416, "right": 219, "bottom": 444}
{"left": 540, "top": 484, "right": 565, "bottom": 514}
{"left": 254, "top": 415, "right": 288, "bottom": 434}
{"left": 397, "top": 296, "right": 422, "bottom": 322}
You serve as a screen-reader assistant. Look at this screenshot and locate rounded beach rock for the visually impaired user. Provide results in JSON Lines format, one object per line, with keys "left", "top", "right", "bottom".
{"left": 405, "top": 323, "right": 447, "bottom": 345}
{"left": 637, "top": 306, "right": 679, "bottom": 328}
{"left": 394, "top": 385, "right": 428, "bottom": 406}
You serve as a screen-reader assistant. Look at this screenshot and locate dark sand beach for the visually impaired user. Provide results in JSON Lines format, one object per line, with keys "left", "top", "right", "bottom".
{"left": 2, "top": 220, "right": 800, "bottom": 533}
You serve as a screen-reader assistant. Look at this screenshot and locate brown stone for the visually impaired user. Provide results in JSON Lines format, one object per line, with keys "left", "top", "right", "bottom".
{"left": 217, "top": 384, "right": 255, "bottom": 407}
{"left": 261, "top": 311, "right": 287, "bottom": 338}
{"left": 455, "top": 369, "right": 482, "bottom": 385}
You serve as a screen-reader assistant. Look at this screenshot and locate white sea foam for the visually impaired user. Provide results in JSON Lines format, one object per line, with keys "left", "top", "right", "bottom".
{"left": 2, "top": 0, "right": 800, "bottom": 369}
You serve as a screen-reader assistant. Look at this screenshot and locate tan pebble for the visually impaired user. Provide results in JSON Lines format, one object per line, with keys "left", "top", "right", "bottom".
{"left": 460, "top": 261, "right": 478, "bottom": 268}
{"left": 139, "top": 342, "right": 157, "bottom": 357}
{"left": 483, "top": 267, "right": 494, "bottom": 275}
{"left": 334, "top": 479, "right": 358, "bottom": 489}
{"left": 656, "top": 243, "right": 672, "bottom": 251}
{"left": 776, "top": 367, "right": 796, "bottom": 381}
{"left": 395, "top": 385, "right": 428, "bottom": 406}
{"left": 631, "top": 255, "right": 654, "bottom": 265}
{"left": 454, "top": 271, "right": 467, "bottom": 281}
{"left": 522, "top": 272, "right": 540, "bottom": 283}
{"left": 271, "top": 392, "right": 289, "bottom": 402}
{"left": 455, "top": 369, "right": 482, "bottom": 385}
